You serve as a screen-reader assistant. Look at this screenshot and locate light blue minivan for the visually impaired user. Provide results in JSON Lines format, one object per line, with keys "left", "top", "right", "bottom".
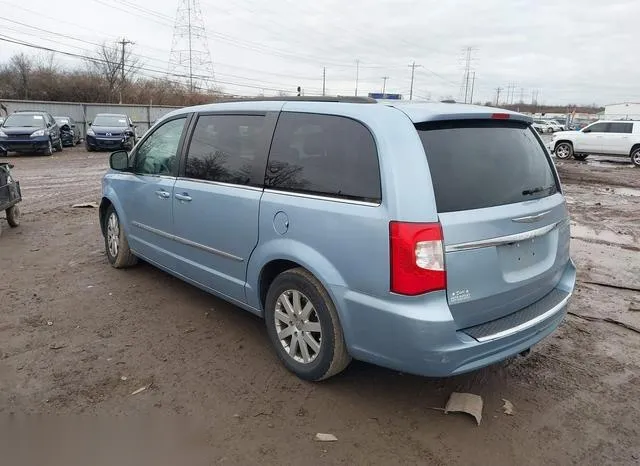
{"left": 100, "top": 97, "right": 575, "bottom": 381}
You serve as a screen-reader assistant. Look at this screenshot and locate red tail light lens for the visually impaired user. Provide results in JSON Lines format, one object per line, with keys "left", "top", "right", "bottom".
{"left": 390, "top": 222, "right": 446, "bottom": 295}
{"left": 491, "top": 113, "right": 511, "bottom": 120}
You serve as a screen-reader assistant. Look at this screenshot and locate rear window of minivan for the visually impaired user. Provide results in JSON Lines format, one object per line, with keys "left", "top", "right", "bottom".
{"left": 416, "top": 120, "right": 559, "bottom": 213}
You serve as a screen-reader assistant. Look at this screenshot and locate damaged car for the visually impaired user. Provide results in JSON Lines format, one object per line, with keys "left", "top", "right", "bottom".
{"left": 86, "top": 113, "right": 136, "bottom": 152}
{"left": 54, "top": 116, "right": 82, "bottom": 147}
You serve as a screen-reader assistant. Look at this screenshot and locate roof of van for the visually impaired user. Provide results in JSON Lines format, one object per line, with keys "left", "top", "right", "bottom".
{"left": 386, "top": 101, "right": 532, "bottom": 123}
{"left": 162, "top": 98, "right": 532, "bottom": 124}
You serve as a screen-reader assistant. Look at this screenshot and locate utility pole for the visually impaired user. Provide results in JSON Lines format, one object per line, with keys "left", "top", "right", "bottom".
{"left": 408, "top": 61, "right": 422, "bottom": 100}
{"left": 381, "top": 76, "right": 389, "bottom": 95}
{"left": 519, "top": 87, "right": 524, "bottom": 103}
{"left": 322, "top": 67, "right": 326, "bottom": 96}
{"left": 495, "top": 87, "right": 503, "bottom": 106}
{"left": 469, "top": 72, "right": 476, "bottom": 104}
{"left": 355, "top": 59, "right": 359, "bottom": 96}
{"left": 118, "top": 38, "right": 134, "bottom": 104}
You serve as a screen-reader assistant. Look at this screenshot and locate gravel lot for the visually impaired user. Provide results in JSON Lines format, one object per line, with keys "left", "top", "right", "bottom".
{"left": 1, "top": 146, "right": 639, "bottom": 465}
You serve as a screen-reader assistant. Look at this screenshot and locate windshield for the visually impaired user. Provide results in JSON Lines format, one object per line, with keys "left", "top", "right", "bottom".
{"left": 3, "top": 114, "right": 46, "bottom": 128}
{"left": 92, "top": 115, "right": 128, "bottom": 127}
{"left": 416, "top": 120, "right": 559, "bottom": 213}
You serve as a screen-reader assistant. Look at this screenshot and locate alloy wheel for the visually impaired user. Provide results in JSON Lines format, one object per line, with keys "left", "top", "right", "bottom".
{"left": 274, "top": 290, "right": 322, "bottom": 364}
{"left": 106, "top": 212, "right": 120, "bottom": 258}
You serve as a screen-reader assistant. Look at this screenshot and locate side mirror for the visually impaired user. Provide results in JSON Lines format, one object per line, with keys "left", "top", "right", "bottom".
{"left": 109, "top": 150, "right": 129, "bottom": 171}
{"left": 582, "top": 129, "right": 591, "bottom": 133}
{"left": 88, "top": 122, "right": 92, "bottom": 126}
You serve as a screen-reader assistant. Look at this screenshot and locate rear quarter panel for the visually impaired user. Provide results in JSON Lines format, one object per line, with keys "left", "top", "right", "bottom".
{"left": 246, "top": 103, "right": 440, "bottom": 323}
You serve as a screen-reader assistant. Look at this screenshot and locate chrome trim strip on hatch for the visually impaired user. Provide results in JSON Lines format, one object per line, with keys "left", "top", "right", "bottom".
{"left": 511, "top": 210, "right": 552, "bottom": 223}
{"left": 474, "top": 292, "right": 572, "bottom": 342}
{"left": 445, "top": 221, "right": 560, "bottom": 253}
{"left": 131, "top": 221, "right": 244, "bottom": 262}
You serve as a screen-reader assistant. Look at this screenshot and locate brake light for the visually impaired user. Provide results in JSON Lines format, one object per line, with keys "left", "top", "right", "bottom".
{"left": 389, "top": 222, "right": 446, "bottom": 295}
{"left": 491, "top": 113, "right": 511, "bottom": 120}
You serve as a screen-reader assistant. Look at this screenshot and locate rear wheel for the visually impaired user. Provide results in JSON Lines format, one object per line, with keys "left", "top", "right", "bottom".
{"left": 555, "top": 142, "right": 573, "bottom": 160}
{"left": 264, "top": 268, "right": 351, "bottom": 381}
{"left": 6, "top": 205, "right": 20, "bottom": 227}
{"left": 104, "top": 205, "right": 138, "bottom": 268}
{"left": 631, "top": 147, "right": 640, "bottom": 167}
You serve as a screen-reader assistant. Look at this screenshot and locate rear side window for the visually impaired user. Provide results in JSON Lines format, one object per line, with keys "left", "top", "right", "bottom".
{"left": 185, "top": 114, "right": 268, "bottom": 186}
{"left": 416, "top": 120, "right": 559, "bottom": 213}
{"left": 266, "top": 113, "right": 381, "bottom": 202}
{"left": 608, "top": 122, "right": 633, "bottom": 134}
{"left": 585, "top": 122, "right": 608, "bottom": 133}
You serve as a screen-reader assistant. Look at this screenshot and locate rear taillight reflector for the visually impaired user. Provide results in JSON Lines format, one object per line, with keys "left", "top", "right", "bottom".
{"left": 491, "top": 113, "right": 511, "bottom": 120}
{"left": 389, "top": 222, "right": 446, "bottom": 296}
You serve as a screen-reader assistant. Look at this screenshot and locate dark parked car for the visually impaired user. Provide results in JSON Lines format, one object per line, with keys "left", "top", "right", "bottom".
{"left": 86, "top": 113, "right": 136, "bottom": 152}
{"left": 54, "top": 116, "right": 82, "bottom": 146}
{"left": 0, "top": 111, "right": 63, "bottom": 156}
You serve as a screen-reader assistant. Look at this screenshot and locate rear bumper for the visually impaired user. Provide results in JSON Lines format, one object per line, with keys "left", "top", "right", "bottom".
{"left": 0, "top": 137, "right": 50, "bottom": 153}
{"left": 334, "top": 259, "right": 576, "bottom": 377}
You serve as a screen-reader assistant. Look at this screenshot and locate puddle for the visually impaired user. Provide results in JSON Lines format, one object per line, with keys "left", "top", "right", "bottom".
{"left": 613, "top": 187, "right": 640, "bottom": 197}
{"left": 584, "top": 160, "right": 633, "bottom": 168}
{"left": 571, "top": 223, "right": 635, "bottom": 246}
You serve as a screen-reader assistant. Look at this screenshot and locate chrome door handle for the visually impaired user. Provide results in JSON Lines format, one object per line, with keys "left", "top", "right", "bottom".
{"left": 154, "top": 190, "right": 170, "bottom": 199}
{"left": 175, "top": 192, "right": 192, "bottom": 202}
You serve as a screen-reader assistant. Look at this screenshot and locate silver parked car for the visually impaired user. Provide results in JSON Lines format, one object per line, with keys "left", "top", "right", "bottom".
{"left": 100, "top": 97, "right": 575, "bottom": 381}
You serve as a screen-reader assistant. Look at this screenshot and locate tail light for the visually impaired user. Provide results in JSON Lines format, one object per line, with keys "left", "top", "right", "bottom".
{"left": 389, "top": 222, "right": 446, "bottom": 295}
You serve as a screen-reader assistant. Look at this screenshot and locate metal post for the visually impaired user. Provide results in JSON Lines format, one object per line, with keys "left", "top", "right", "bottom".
{"left": 355, "top": 60, "right": 359, "bottom": 96}
{"left": 322, "top": 67, "right": 326, "bottom": 96}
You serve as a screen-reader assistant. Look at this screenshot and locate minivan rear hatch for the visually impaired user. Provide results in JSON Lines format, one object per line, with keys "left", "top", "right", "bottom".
{"left": 416, "top": 118, "right": 571, "bottom": 329}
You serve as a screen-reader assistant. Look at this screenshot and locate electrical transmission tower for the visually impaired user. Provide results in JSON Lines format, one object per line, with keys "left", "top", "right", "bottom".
{"left": 168, "top": 0, "right": 216, "bottom": 92}
{"left": 460, "top": 46, "right": 477, "bottom": 104}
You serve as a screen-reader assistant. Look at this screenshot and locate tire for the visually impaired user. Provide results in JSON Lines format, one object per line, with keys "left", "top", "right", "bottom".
{"left": 573, "top": 154, "right": 588, "bottom": 161}
{"left": 631, "top": 147, "right": 640, "bottom": 167}
{"left": 104, "top": 205, "right": 138, "bottom": 268}
{"left": 264, "top": 267, "right": 351, "bottom": 381}
{"left": 44, "top": 139, "right": 53, "bottom": 156}
{"left": 86, "top": 144, "right": 94, "bottom": 152}
{"left": 555, "top": 142, "right": 573, "bottom": 160}
{"left": 6, "top": 204, "right": 20, "bottom": 227}
{"left": 55, "top": 138, "right": 63, "bottom": 152}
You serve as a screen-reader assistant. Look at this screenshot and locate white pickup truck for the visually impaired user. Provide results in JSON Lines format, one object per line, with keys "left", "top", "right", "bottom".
{"left": 550, "top": 120, "right": 640, "bottom": 167}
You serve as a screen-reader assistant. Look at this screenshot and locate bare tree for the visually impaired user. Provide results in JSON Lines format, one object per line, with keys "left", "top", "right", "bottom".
{"left": 87, "top": 42, "right": 139, "bottom": 102}
{"left": 10, "top": 53, "right": 33, "bottom": 99}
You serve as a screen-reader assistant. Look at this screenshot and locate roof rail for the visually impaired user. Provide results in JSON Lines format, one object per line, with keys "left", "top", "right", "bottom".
{"left": 213, "top": 96, "right": 377, "bottom": 104}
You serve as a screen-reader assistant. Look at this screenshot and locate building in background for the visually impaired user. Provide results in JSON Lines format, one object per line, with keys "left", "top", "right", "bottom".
{"left": 604, "top": 102, "right": 640, "bottom": 120}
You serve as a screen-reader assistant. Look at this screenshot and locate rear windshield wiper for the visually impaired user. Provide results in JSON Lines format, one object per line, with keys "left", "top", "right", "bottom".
{"left": 522, "top": 185, "right": 554, "bottom": 196}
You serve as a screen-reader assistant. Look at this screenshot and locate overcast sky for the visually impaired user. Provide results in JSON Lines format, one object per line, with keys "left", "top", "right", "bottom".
{"left": 0, "top": 0, "right": 638, "bottom": 105}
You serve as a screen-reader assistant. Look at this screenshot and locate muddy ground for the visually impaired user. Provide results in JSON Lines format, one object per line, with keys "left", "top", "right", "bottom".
{"left": 1, "top": 147, "right": 639, "bottom": 465}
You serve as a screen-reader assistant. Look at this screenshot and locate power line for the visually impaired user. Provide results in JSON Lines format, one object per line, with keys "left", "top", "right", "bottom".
{"left": 0, "top": 34, "right": 299, "bottom": 95}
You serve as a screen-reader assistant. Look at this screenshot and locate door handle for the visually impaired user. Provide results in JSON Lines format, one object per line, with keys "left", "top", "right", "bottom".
{"left": 175, "top": 192, "right": 192, "bottom": 202}
{"left": 154, "top": 190, "right": 170, "bottom": 199}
